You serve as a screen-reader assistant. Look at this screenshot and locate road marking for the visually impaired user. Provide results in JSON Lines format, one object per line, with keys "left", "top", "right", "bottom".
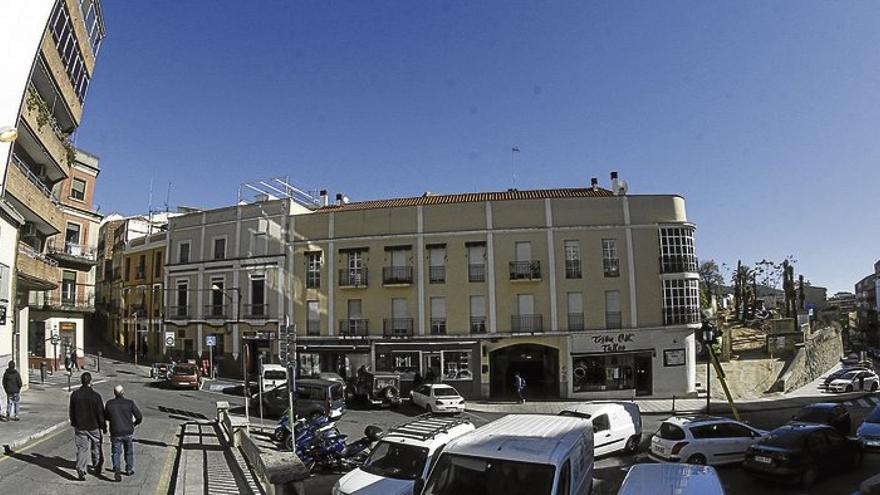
{"left": 0, "top": 427, "right": 66, "bottom": 465}
{"left": 858, "top": 399, "right": 871, "bottom": 408}
{"left": 870, "top": 396, "right": 880, "bottom": 405}
{"left": 154, "top": 427, "right": 179, "bottom": 495}
{"left": 844, "top": 401, "right": 854, "bottom": 406}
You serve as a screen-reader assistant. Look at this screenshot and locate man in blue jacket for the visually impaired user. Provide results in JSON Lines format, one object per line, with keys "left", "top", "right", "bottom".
{"left": 104, "top": 385, "right": 143, "bottom": 482}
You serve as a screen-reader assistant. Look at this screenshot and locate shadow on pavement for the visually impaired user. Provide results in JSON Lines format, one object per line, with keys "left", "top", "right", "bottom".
{"left": 132, "top": 438, "right": 169, "bottom": 448}
{"left": 7, "top": 452, "right": 82, "bottom": 482}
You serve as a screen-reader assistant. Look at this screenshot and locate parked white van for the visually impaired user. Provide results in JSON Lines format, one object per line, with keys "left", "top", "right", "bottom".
{"left": 559, "top": 401, "right": 642, "bottom": 457}
{"left": 260, "top": 364, "right": 288, "bottom": 393}
{"left": 617, "top": 464, "right": 725, "bottom": 495}
{"left": 420, "top": 414, "right": 594, "bottom": 495}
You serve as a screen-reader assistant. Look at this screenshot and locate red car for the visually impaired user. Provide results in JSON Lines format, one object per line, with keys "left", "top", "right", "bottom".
{"left": 169, "top": 363, "right": 202, "bottom": 390}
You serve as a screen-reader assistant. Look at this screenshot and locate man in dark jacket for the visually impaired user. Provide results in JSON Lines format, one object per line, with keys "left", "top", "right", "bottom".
{"left": 104, "top": 385, "right": 142, "bottom": 482}
{"left": 69, "top": 372, "right": 105, "bottom": 480}
{"left": 2, "top": 361, "right": 23, "bottom": 421}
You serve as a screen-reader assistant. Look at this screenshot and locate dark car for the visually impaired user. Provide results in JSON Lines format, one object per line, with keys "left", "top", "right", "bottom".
{"left": 252, "top": 378, "right": 345, "bottom": 419}
{"left": 789, "top": 403, "right": 851, "bottom": 435}
{"left": 743, "top": 424, "right": 863, "bottom": 488}
{"left": 824, "top": 367, "right": 870, "bottom": 388}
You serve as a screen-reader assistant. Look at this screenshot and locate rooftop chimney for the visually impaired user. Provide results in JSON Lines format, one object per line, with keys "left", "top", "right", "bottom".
{"left": 590, "top": 177, "right": 598, "bottom": 191}
{"left": 610, "top": 171, "right": 619, "bottom": 195}
{"left": 319, "top": 189, "right": 329, "bottom": 207}
{"left": 335, "top": 193, "right": 343, "bottom": 206}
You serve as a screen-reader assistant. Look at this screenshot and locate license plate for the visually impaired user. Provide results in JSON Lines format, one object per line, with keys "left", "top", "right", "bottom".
{"left": 654, "top": 447, "right": 666, "bottom": 455}
{"left": 754, "top": 456, "right": 772, "bottom": 464}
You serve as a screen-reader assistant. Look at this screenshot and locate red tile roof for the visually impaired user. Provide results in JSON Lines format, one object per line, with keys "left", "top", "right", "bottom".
{"left": 318, "top": 187, "right": 614, "bottom": 212}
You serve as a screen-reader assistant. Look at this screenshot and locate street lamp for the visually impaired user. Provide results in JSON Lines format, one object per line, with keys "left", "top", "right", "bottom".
{"left": 0, "top": 126, "right": 18, "bottom": 142}
{"left": 700, "top": 320, "right": 716, "bottom": 413}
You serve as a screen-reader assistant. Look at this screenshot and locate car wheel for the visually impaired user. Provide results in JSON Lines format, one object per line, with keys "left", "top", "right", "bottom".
{"left": 846, "top": 385, "right": 853, "bottom": 393}
{"left": 686, "top": 453, "right": 707, "bottom": 465}
{"left": 624, "top": 435, "right": 640, "bottom": 455}
{"left": 800, "top": 467, "right": 817, "bottom": 489}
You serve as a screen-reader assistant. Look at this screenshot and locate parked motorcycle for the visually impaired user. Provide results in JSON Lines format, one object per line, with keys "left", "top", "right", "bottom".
{"left": 273, "top": 413, "right": 383, "bottom": 473}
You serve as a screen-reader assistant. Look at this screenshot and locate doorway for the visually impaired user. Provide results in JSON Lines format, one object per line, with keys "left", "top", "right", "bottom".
{"left": 634, "top": 354, "right": 653, "bottom": 396}
{"left": 489, "top": 344, "right": 559, "bottom": 399}
{"left": 423, "top": 352, "right": 441, "bottom": 383}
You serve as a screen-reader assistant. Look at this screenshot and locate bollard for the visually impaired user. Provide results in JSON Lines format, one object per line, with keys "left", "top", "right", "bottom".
{"left": 67, "top": 370, "right": 72, "bottom": 392}
{"left": 97, "top": 351, "right": 102, "bottom": 373}
{"left": 40, "top": 362, "right": 47, "bottom": 383}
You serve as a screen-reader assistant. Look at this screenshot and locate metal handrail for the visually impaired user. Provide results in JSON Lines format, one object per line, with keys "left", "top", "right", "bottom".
{"left": 18, "top": 242, "right": 58, "bottom": 267}
{"left": 11, "top": 154, "right": 59, "bottom": 203}
{"left": 511, "top": 314, "right": 543, "bottom": 332}
{"left": 47, "top": 239, "right": 97, "bottom": 260}
{"left": 339, "top": 318, "right": 369, "bottom": 336}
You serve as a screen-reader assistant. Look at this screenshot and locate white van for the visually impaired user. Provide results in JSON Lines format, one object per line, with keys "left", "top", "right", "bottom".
{"left": 420, "top": 414, "right": 594, "bottom": 495}
{"left": 260, "top": 364, "right": 288, "bottom": 393}
{"left": 617, "top": 464, "right": 725, "bottom": 495}
{"left": 558, "top": 401, "right": 642, "bottom": 457}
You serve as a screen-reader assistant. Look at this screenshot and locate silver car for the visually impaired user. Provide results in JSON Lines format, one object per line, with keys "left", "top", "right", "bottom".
{"left": 857, "top": 404, "right": 880, "bottom": 449}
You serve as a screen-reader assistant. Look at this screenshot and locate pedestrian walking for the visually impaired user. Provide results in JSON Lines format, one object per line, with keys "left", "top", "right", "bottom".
{"left": 2, "top": 361, "right": 23, "bottom": 421}
{"left": 514, "top": 372, "right": 527, "bottom": 404}
{"left": 104, "top": 385, "right": 142, "bottom": 482}
{"left": 69, "top": 372, "right": 105, "bottom": 480}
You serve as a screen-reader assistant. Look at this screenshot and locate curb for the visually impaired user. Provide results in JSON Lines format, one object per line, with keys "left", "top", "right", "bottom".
{"left": 2, "top": 419, "right": 69, "bottom": 454}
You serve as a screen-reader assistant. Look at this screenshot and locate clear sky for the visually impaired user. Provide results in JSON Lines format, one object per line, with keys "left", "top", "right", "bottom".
{"left": 77, "top": 1, "right": 880, "bottom": 294}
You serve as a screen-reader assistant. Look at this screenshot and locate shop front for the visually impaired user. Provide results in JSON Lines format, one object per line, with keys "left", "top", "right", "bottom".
{"left": 569, "top": 326, "right": 696, "bottom": 399}
{"left": 296, "top": 339, "right": 371, "bottom": 381}
{"left": 373, "top": 340, "right": 479, "bottom": 398}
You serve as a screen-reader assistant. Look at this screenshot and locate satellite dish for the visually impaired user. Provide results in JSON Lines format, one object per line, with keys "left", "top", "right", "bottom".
{"left": 618, "top": 180, "right": 629, "bottom": 195}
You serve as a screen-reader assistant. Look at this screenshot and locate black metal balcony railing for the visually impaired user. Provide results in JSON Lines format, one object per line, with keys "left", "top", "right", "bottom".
{"left": 430, "top": 318, "right": 447, "bottom": 335}
{"left": 429, "top": 265, "right": 446, "bottom": 284}
{"left": 383, "top": 318, "right": 414, "bottom": 337}
{"left": 167, "top": 305, "right": 190, "bottom": 320}
{"left": 306, "top": 273, "right": 321, "bottom": 289}
{"left": 663, "top": 306, "right": 701, "bottom": 325}
{"left": 603, "top": 258, "right": 620, "bottom": 277}
{"left": 511, "top": 314, "right": 543, "bottom": 332}
{"left": 568, "top": 313, "right": 585, "bottom": 331}
{"left": 306, "top": 319, "right": 321, "bottom": 336}
{"left": 46, "top": 240, "right": 98, "bottom": 262}
{"left": 468, "top": 264, "right": 486, "bottom": 282}
{"left": 565, "top": 259, "right": 582, "bottom": 279}
{"left": 660, "top": 254, "right": 699, "bottom": 274}
{"left": 383, "top": 266, "right": 414, "bottom": 285}
{"left": 339, "top": 318, "right": 369, "bottom": 337}
{"left": 204, "top": 304, "right": 229, "bottom": 319}
{"left": 509, "top": 261, "right": 541, "bottom": 280}
{"left": 243, "top": 303, "right": 267, "bottom": 318}
{"left": 470, "top": 317, "right": 487, "bottom": 334}
{"left": 605, "top": 311, "right": 622, "bottom": 329}
{"left": 29, "top": 291, "right": 96, "bottom": 312}
{"left": 339, "top": 268, "right": 368, "bottom": 287}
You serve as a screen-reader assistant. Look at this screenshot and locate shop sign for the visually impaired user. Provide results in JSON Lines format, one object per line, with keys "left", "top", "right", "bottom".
{"left": 591, "top": 332, "right": 635, "bottom": 352}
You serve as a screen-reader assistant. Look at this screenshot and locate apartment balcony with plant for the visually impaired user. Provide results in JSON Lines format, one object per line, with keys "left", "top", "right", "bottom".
{"left": 5, "top": 154, "right": 64, "bottom": 235}
{"left": 47, "top": 238, "right": 97, "bottom": 268}
{"left": 509, "top": 261, "right": 541, "bottom": 281}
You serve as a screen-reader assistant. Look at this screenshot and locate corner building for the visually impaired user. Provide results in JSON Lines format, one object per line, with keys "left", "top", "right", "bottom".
{"left": 291, "top": 183, "right": 700, "bottom": 399}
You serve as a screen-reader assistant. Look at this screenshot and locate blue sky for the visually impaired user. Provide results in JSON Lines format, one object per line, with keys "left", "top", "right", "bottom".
{"left": 77, "top": 1, "right": 880, "bottom": 293}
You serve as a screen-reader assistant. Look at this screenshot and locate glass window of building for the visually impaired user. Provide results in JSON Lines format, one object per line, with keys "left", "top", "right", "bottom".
{"left": 572, "top": 354, "right": 635, "bottom": 392}
{"left": 306, "top": 251, "right": 322, "bottom": 288}
{"left": 602, "top": 239, "right": 619, "bottom": 277}
{"left": 564, "top": 240, "right": 581, "bottom": 278}
{"left": 442, "top": 350, "right": 472, "bottom": 380}
{"left": 70, "top": 178, "right": 86, "bottom": 201}
{"left": 213, "top": 238, "right": 226, "bottom": 260}
{"left": 663, "top": 278, "right": 701, "bottom": 325}
{"left": 659, "top": 227, "right": 697, "bottom": 273}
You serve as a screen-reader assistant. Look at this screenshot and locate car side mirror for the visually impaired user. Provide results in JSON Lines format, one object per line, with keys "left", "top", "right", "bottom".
{"left": 413, "top": 478, "right": 425, "bottom": 495}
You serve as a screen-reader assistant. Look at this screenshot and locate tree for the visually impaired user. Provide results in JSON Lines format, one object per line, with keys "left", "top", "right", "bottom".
{"left": 698, "top": 260, "right": 725, "bottom": 307}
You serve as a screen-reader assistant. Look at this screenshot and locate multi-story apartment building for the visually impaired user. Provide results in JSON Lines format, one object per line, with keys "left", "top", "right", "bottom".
{"left": 0, "top": 0, "right": 105, "bottom": 380}
{"left": 27, "top": 149, "right": 101, "bottom": 368}
{"left": 163, "top": 199, "right": 298, "bottom": 374}
{"left": 856, "top": 266, "right": 878, "bottom": 347}
{"left": 162, "top": 174, "right": 701, "bottom": 399}
{"left": 119, "top": 232, "right": 166, "bottom": 361}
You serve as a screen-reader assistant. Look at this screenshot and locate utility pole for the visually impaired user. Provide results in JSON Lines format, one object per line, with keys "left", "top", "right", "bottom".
{"left": 134, "top": 312, "right": 139, "bottom": 366}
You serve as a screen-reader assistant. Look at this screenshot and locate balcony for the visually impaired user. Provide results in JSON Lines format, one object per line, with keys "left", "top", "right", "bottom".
{"left": 16, "top": 242, "right": 60, "bottom": 290}
{"left": 243, "top": 304, "right": 268, "bottom": 318}
{"left": 307, "top": 319, "right": 321, "bottom": 336}
{"left": 339, "top": 318, "right": 369, "bottom": 337}
{"left": 204, "top": 304, "right": 230, "bottom": 320}
{"left": 383, "top": 266, "right": 414, "bottom": 286}
{"left": 383, "top": 318, "right": 414, "bottom": 337}
{"left": 470, "top": 317, "right": 487, "bottom": 334}
{"left": 39, "top": 36, "right": 84, "bottom": 124}
{"left": 565, "top": 259, "right": 582, "bottom": 279}
{"left": 603, "top": 259, "right": 620, "bottom": 278}
{"left": 5, "top": 155, "right": 64, "bottom": 235}
{"left": 339, "top": 268, "right": 368, "bottom": 288}
{"left": 46, "top": 239, "right": 97, "bottom": 268}
{"left": 568, "top": 313, "right": 585, "bottom": 331}
{"left": 29, "top": 290, "right": 96, "bottom": 313}
{"left": 166, "top": 305, "right": 191, "bottom": 320}
{"left": 663, "top": 306, "right": 701, "bottom": 326}
{"left": 605, "top": 311, "right": 622, "bottom": 329}
{"left": 468, "top": 264, "right": 486, "bottom": 282}
{"left": 430, "top": 318, "right": 447, "bottom": 335}
{"left": 511, "top": 314, "right": 543, "bottom": 332}
{"left": 509, "top": 261, "right": 541, "bottom": 281}
{"left": 22, "top": 87, "right": 70, "bottom": 177}
{"left": 660, "top": 255, "right": 699, "bottom": 274}
{"left": 429, "top": 265, "right": 446, "bottom": 284}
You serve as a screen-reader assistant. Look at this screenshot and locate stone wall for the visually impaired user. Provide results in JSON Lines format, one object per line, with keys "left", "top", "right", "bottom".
{"left": 774, "top": 323, "right": 844, "bottom": 393}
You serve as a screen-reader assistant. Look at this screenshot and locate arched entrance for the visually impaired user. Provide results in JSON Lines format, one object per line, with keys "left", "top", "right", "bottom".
{"left": 489, "top": 344, "right": 559, "bottom": 399}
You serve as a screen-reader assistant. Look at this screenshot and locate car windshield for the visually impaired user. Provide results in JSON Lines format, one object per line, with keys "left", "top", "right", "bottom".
{"left": 865, "top": 406, "right": 880, "bottom": 424}
{"left": 423, "top": 454, "right": 556, "bottom": 495}
{"left": 792, "top": 407, "right": 829, "bottom": 423}
{"left": 434, "top": 387, "right": 459, "bottom": 397}
{"left": 841, "top": 372, "right": 859, "bottom": 380}
{"left": 264, "top": 371, "right": 287, "bottom": 380}
{"left": 762, "top": 428, "right": 809, "bottom": 448}
{"left": 174, "top": 367, "right": 196, "bottom": 375}
{"left": 360, "top": 441, "right": 429, "bottom": 480}
{"left": 657, "top": 423, "right": 686, "bottom": 441}
{"left": 330, "top": 383, "right": 344, "bottom": 400}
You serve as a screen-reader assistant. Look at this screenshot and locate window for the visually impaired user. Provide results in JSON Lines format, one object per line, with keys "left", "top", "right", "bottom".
{"left": 213, "top": 237, "right": 226, "bottom": 260}
{"left": 567, "top": 292, "right": 584, "bottom": 330}
{"left": 602, "top": 239, "right": 619, "bottom": 277}
{"left": 662, "top": 279, "right": 700, "bottom": 325}
{"left": 340, "top": 249, "right": 367, "bottom": 286}
{"left": 592, "top": 414, "right": 610, "bottom": 433}
{"left": 430, "top": 297, "right": 446, "bottom": 335}
{"left": 154, "top": 251, "right": 163, "bottom": 278}
{"left": 152, "top": 284, "right": 162, "bottom": 317}
{"left": 690, "top": 424, "right": 723, "bottom": 440}
{"left": 250, "top": 275, "right": 265, "bottom": 316}
{"left": 558, "top": 460, "right": 571, "bottom": 495}
{"left": 70, "top": 178, "right": 86, "bottom": 201}
{"left": 48, "top": 2, "right": 91, "bottom": 102}
{"left": 564, "top": 240, "right": 581, "bottom": 278}
{"left": 136, "top": 255, "right": 146, "bottom": 279}
{"left": 510, "top": 241, "right": 540, "bottom": 280}
{"left": 307, "top": 300, "right": 320, "bottom": 335}
{"left": 571, "top": 353, "right": 638, "bottom": 392}
{"left": 124, "top": 257, "right": 131, "bottom": 280}
{"left": 306, "top": 251, "right": 322, "bottom": 288}
{"left": 659, "top": 227, "right": 697, "bottom": 273}
{"left": 376, "top": 350, "right": 420, "bottom": 376}
{"left": 65, "top": 223, "right": 81, "bottom": 245}
{"left": 470, "top": 295, "right": 486, "bottom": 333}
{"left": 428, "top": 246, "right": 446, "bottom": 283}
{"left": 178, "top": 242, "right": 191, "bottom": 264}
{"left": 210, "top": 279, "right": 225, "bottom": 317}
{"left": 467, "top": 242, "right": 486, "bottom": 282}
{"left": 384, "top": 247, "right": 412, "bottom": 284}
{"left": 442, "top": 350, "right": 472, "bottom": 380}
{"left": 175, "top": 281, "right": 188, "bottom": 317}
{"left": 0, "top": 263, "right": 10, "bottom": 301}
{"left": 61, "top": 270, "right": 76, "bottom": 304}
{"left": 605, "top": 290, "right": 621, "bottom": 329}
